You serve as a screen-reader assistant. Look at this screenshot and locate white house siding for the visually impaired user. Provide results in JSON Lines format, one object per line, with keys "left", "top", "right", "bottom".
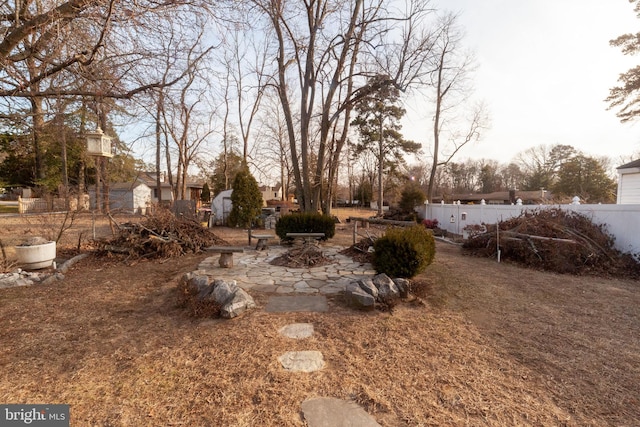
{"left": 90, "top": 183, "right": 151, "bottom": 213}
{"left": 260, "top": 186, "right": 281, "bottom": 206}
{"left": 132, "top": 185, "right": 151, "bottom": 213}
{"left": 617, "top": 170, "right": 640, "bottom": 204}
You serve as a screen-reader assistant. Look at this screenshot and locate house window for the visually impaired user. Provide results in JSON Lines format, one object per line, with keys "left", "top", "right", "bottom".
{"left": 153, "top": 189, "right": 158, "bottom": 198}
{"left": 274, "top": 192, "right": 278, "bottom": 198}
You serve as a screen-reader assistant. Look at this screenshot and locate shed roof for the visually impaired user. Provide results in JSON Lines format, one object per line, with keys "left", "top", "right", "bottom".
{"left": 617, "top": 159, "right": 640, "bottom": 170}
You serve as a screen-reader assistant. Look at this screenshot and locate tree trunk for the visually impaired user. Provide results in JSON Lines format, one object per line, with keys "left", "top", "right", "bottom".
{"left": 377, "top": 115, "right": 384, "bottom": 216}
{"left": 427, "top": 54, "right": 445, "bottom": 203}
{"left": 95, "top": 156, "right": 102, "bottom": 213}
{"left": 155, "top": 91, "right": 164, "bottom": 204}
{"left": 31, "top": 97, "right": 45, "bottom": 182}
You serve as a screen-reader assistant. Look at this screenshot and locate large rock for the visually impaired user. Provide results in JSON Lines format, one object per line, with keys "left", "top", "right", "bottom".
{"left": 372, "top": 274, "right": 399, "bottom": 300}
{"left": 345, "top": 282, "right": 375, "bottom": 310}
{"left": 208, "top": 279, "right": 238, "bottom": 306}
{"left": 392, "top": 278, "right": 411, "bottom": 299}
{"left": 179, "top": 272, "right": 210, "bottom": 297}
{"left": 357, "top": 278, "right": 378, "bottom": 299}
{"left": 220, "top": 287, "right": 256, "bottom": 319}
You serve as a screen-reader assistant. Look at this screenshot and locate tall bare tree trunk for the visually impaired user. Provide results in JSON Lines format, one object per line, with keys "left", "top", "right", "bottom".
{"left": 155, "top": 91, "right": 164, "bottom": 204}
{"left": 31, "top": 97, "right": 45, "bottom": 182}
{"left": 377, "top": 115, "right": 384, "bottom": 216}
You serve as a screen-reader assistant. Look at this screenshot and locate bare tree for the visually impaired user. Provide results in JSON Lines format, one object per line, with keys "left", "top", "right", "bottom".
{"left": 1, "top": 0, "right": 216, "bottom": 193}
{"left": 425, "top": 13, "right": 487, "bottom": 202}
{"left": 159, "top": 40, "right": 216, "bottom": 200}
{"left": 224, "top": 28, "right": 272, "bottom": 161}
{"left": 249, "top": 0, "right": 436, "bottom": 213}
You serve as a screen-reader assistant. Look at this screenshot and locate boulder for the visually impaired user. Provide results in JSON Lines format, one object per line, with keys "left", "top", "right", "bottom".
{"left": 179, "top": 272, "right": 210, "bottom": 296}
{"left": 208, "top": 279, "right": 238, "bottom": 306}
{"left": 345, "top": 281, "right": 375, "bottom": 310}
{"left": 373, "top": 273, "right": 399, "bottom": 300}
{"left": 220, "top": 287, "right": 256, "bottom": 319}
{"left": 393, "top": 278, "right": 411, "bottom": 299}
{"left": 357, "top": 278, "right": 378, "bottom": 299}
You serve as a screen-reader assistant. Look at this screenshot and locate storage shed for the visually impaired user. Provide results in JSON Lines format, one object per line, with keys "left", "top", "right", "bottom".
{"left": 616, "top": 159, "right": 640, "bottom": 204}
{"left": 90, "top": 181, "right": 151, "bottom": 213}
{"left": 210, "top": 189, "right": 233, "bottom": 225}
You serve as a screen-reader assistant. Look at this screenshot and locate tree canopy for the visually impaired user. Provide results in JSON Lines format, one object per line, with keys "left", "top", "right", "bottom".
{"left": 608, "top": 0, "right": 640, "bottom": 121}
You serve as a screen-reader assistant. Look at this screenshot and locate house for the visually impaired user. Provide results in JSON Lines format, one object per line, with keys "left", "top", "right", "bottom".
{"left": 433, "top": 189, "right": 550, "bottom": 205}
{"left": 136, "top": 171, "right": 173, "bottom": 204}
{"left": 616, "top": 159, "right": 640, "bottom": 204}
{"left": 89, "top": 181, "right": 151, "bottom": 213}
{"left": 259, "top": 185, "right": 282, "bottom": 206}
{"left": 210, "top": 189, "right": 233, "bottom": 225}
{"left": 137, "top": 171, "right": 204, "bottom": 207}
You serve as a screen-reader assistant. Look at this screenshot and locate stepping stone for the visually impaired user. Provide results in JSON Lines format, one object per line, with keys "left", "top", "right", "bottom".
{"left": 301, "top": 397, "right": 381, "bottom": 427}
{"left": 278, "top": 351, "right": 325, "bottom": 372}
{"left": 265, "top": 295, "right": 328, "bottom": 313}
{"left": 279, "top": 323, "right": 314, "bottom": 339}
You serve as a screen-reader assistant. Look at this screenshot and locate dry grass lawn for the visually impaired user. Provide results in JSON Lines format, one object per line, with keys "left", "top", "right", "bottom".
{"left": 0, "top": 210, "right": 638, "bottom": 426}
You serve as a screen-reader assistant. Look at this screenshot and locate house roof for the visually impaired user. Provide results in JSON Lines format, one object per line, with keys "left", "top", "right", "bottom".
{"left": 617, "top": 159, "right": 640, "bottom": 170}
{"left": 136, "top": 171, "right": 172, "bottom": 188}
{"left": 137, "top": 171, "right": 204, "bottom": 189}
{"left": 88, "top": 181, "right": 149, "bottom": 191}
{"left": 259, "top": 185, "right": 281, "bottom": 192}
{"left": 436, "top": 190, "right": 550, "bottom": 204}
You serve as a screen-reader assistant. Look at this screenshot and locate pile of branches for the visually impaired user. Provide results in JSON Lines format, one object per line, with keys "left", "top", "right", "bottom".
{"left": 98, "top": 209, "right": 228, "bottom": 259}
{"left": 463, "top": 208, "right": 640, "bottom": 278}
{"left": 270, "top": 245, "right": 333, "bottom": 268}
{"left": 340, "top": 238, "right": 375, "bottom": 264}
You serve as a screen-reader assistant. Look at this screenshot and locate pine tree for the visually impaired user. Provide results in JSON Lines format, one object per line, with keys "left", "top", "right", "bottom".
{"left": 228, "top": 164, "right": 262, "bottom": 227}
{"left": 200, "top": 182, "right": 211, "bottom": 203}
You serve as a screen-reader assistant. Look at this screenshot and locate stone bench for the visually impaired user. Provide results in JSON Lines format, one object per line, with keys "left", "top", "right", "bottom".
{"left": 251, "top": 233, "right": 276, "bottom": 251}
{"left": 286, "top": 232, "right": 326, "bottom": 245}
{"left": 206, "top": 246, "right": 245, "bottom": 268}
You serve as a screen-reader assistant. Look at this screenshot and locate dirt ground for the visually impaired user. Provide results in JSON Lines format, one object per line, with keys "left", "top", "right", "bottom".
{"left": 0, "top": 210, "right": 638, "bottom": 426}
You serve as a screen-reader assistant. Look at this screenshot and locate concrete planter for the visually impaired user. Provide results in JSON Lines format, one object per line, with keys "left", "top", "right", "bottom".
{"left": 15, "top": 241, "right": 56, "bottom": 269}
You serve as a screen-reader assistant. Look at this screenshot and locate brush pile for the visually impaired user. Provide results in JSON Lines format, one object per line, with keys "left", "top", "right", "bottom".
{"left": 340, "top": 238, "right": 375, "bottom": 264}
{"left": 463, "top": 208, "right": 640, "bottom": 277}
{"left": 98, "top": 208, "right": 228, "bottom": 259}
{"left": 270, "top": 245, "right": 333, "bottom": 268}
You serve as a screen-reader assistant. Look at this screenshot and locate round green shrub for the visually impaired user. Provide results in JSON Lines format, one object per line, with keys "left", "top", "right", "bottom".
{"left": 372, "top": 225, "right": 435, "bottom": 278}
{"left": 275, "top": 212, "right": 336, "bottom": 241}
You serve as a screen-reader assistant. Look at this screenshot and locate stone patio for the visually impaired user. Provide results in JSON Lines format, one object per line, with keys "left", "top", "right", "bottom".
{"left": 196, "top": 244, "right": 375, "bottom": 295}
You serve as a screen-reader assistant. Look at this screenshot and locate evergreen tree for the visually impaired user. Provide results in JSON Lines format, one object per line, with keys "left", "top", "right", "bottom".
{"left": 209, "top": 151, "right": 244, "bottom": 197}
{"left": 399, "top": 183, "right": 426, "bottom": 214}
{"left": 200, "top": 182, "right": 211, "bottom": 203}
{"left": 608, "top": 0, "right": 640, "bottom": 122}
{"left": 228, "top": 164, "right": 262, "bottom": 227}
{"left": 552, "top": 155, "right": 616, "bottom": 203}
{"left": 351, "top": 75, "right": 421, "bottom": 215}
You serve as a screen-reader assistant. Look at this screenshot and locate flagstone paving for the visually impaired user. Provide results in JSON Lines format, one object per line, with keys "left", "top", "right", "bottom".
{"left": 197, "top": 244, "right": 375, "bottom": 295}
{"left": 265, "top": 295, "right": 328, "bottom": 313}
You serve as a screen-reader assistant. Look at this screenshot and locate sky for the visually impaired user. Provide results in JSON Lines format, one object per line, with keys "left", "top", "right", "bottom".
{"left": 402, "top": 0, "right": 640, "bottom": 166}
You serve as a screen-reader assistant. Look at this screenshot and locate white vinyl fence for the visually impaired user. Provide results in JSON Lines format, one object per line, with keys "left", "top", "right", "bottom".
{"left": 420, "top": 202, "right": 640, "bottom": 255}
